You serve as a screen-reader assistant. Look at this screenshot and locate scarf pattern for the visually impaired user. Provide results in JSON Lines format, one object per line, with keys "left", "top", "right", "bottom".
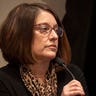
{"left": 20, "top": 64, "right": 57, "bottom": 96}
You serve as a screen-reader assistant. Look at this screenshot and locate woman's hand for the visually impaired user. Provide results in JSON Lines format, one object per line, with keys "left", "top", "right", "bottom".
{"left": 61, "top": 79, "right": 85, "bottom": 96}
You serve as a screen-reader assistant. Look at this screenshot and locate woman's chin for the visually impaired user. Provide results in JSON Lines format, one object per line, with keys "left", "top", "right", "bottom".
{"left": 46, "top": 54, "right": 56, "bottom": 60}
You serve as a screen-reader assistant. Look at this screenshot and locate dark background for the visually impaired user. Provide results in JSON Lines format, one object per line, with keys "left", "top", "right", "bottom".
{"left": 62, "top": 0, "right": 95, "bottom": 96}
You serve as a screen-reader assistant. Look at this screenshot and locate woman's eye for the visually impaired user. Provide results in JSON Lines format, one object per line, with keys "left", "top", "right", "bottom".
{"left": 40, "top": 25, "right": 49, "bottom": 32}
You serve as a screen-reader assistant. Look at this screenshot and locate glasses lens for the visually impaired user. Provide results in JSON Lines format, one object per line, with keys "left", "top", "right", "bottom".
{"left": 39, "top": 25, "right": 50, "bottom": 33}
{"left": 34, "top": 23, "right": 50, "bottom": 35}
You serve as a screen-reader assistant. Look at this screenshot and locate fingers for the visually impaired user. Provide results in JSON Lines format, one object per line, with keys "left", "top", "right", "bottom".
{"left": 61, "top": 79, "right": 85, "bottom": 96}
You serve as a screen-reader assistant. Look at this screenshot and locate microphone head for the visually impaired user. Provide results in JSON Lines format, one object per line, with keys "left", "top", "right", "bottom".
{"left": 54, "top": 57, "right": 65, "bottom": 66}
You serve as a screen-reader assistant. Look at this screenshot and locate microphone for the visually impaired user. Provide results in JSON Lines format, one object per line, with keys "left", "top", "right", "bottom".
{"left": 54, "top": 57, "right": 83, "bottom": 96}
{"left": 54, "top": 57, "right": 75, "bottom": 79}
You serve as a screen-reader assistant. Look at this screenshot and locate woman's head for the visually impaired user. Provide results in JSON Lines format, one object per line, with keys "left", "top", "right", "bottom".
{"left": 0, "top": 3, "right": 71, "bottom": 65}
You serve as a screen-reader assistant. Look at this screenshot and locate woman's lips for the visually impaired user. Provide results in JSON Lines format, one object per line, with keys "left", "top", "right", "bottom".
{"left": 48, "top": 44, "right": 57, "bottom": 47}
{"left": 48, "top": 45, "right": 57, "bottom": 50}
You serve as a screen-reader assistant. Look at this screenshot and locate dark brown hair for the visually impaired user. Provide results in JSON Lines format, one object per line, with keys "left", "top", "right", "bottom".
{"left": 0, "top": 3, "right": 71, "bottom": 65}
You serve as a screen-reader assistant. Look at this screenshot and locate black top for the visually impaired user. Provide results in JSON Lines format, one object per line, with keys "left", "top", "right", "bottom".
{"left": 0, "top": 63, "right": 89, "bottom": 96}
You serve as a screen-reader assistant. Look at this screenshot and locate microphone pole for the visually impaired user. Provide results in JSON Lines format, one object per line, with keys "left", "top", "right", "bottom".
{"left": 54, "top": 57, "right": 75, "bottom": 79}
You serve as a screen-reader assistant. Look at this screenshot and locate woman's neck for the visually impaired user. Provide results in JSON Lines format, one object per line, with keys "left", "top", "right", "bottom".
{"left": 28, "top": 60, "right": 50, "bottom": 78}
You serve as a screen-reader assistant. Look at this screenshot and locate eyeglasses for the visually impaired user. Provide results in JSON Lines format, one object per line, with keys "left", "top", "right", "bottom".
{"left": 33, "top": 23, "right": 63, "bottom": 37}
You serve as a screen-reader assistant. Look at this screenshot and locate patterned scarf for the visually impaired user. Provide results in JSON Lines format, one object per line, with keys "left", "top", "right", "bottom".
{"left": 20, "top": 64, "right": 57, "bottom": 96}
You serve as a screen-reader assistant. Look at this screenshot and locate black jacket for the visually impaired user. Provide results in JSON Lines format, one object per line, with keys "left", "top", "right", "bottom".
{"left": 0, "top": 63, "right": 89, "bottom": 96}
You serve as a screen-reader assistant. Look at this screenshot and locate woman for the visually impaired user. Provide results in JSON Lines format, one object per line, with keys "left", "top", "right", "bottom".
{"left": 0, "top": 3, "right": 88, "bottom": 96}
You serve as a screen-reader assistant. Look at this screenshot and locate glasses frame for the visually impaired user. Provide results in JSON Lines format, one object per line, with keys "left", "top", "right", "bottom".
{"left": 33, "top": 23, "right": 63, "bottom": 37}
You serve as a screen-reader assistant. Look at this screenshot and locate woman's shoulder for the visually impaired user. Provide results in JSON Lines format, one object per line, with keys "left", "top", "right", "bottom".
{"left": 0, "top": 64, "right": 11, "bottom": 78}
{"left": 56, "top": 63, "right": 85, "bottom": 80}
{"left": 56, "top": 63, "right": 83, "bottom": 73}
{"left": 67, "top": 63, "right": 83, "bottom": 73}
{"left": 67, "top": 63, "right": 85, "bottom": 77}
{"left": 0, "top": 64, "right": 21, "bottom": 82}
{"left": 0, "top": 64, "right": 30, "bottom": 96}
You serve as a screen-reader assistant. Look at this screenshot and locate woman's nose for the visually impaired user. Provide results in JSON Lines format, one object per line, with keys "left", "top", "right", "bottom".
{"left": 49, "top": 29, "right": 58, "bottom": 39}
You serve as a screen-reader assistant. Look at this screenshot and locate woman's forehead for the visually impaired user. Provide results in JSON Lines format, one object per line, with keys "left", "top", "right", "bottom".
{"left": 35, "top": 10, "right": 57, "bottom": 25}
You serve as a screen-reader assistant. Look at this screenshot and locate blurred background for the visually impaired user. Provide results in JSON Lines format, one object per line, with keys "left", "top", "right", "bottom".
{"left": 0, "top": 0, "right": 95, "bottom": 95}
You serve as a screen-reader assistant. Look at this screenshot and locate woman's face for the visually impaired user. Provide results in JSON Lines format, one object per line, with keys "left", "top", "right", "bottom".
{"left": 32, "top": 10, "right": 58, "bottom": 61}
